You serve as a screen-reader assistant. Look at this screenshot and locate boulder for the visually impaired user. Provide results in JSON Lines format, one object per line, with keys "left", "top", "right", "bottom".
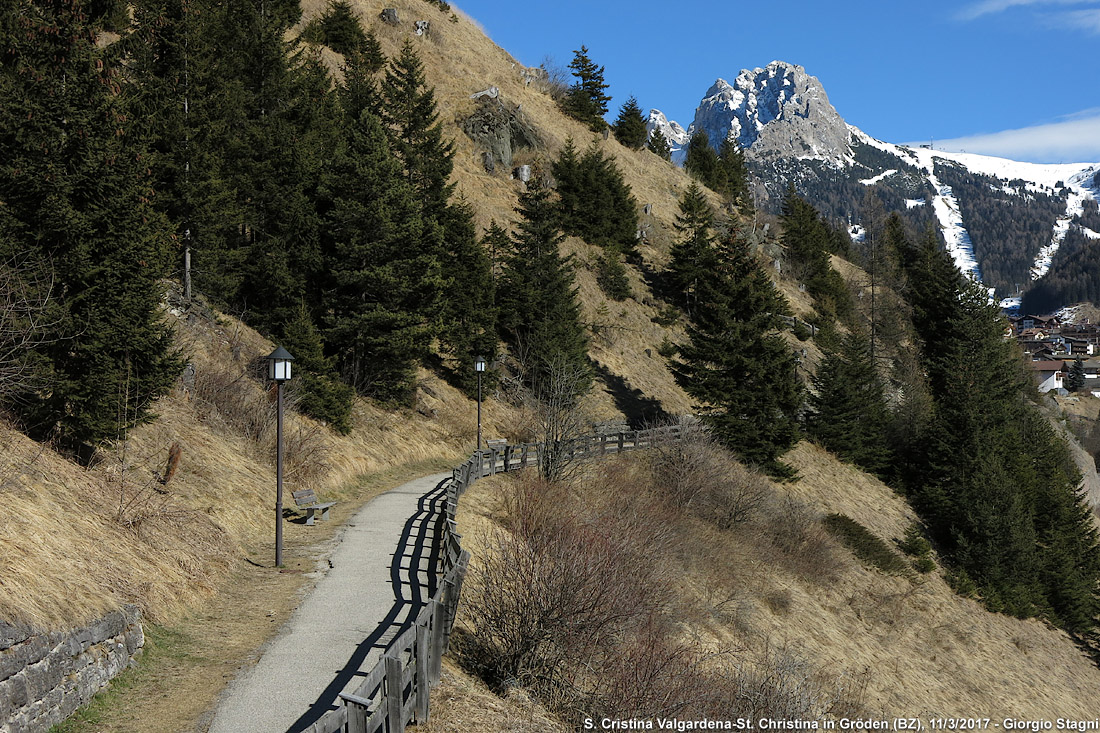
{"left": 460, "top": 96, "right": 541, "bottom": 171}
{"left": 379, "top": 8, "right": 399, "bottom": 25}
{"left": 513, "top": 165, "right": 531, "bottom": 183}
{"left": 469, "top": 86, "right": 498, "bottom": 101}
{"left": 414, "top": 20, "right": 429, "bottom": 35}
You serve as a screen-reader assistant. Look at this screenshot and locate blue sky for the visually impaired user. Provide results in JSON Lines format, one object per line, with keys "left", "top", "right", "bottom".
{"left": 454, "top": 0, "right": 1100, "bottom": 164}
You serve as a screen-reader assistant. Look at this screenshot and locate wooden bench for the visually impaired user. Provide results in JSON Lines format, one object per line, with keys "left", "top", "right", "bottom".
{"left": 292, "top": 489, "right": 336, "bottom": 525}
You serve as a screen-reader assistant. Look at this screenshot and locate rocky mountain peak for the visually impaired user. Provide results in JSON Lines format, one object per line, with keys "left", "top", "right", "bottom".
{"left": 645, "top": 109, "right": 689, "bottom": 156}
{"left": 689, "top": 60, "right": 852, "bottom": 164}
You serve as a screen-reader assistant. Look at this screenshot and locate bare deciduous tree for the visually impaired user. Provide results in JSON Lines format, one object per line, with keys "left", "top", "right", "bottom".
{"left": 0, "top": 257, "right": 58, "bottom": 404}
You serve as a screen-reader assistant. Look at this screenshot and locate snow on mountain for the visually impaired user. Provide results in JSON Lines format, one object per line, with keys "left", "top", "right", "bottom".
{"left": 645, "top": 109, "right": 688, "bottom": 162}
{"left": 688, "top": 61, "right": 852, "bottom": 165}
{"left": 676, "top": 62, "right": 1100, "bottom": 298}
{"left": 844, "top": 126, "right": 1100, "bottom": 287}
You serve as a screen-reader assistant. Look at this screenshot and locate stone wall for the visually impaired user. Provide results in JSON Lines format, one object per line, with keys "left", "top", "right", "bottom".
{"left": 0, "top": 606, "right": 144, "bottom": 733}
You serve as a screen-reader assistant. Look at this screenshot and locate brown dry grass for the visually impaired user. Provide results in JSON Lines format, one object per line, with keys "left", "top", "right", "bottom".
{"left": 0, "top": 292, "right": 498, "bottom": 630}
{"left": 450, "top": 442, "right": 1100, "bottom": 725}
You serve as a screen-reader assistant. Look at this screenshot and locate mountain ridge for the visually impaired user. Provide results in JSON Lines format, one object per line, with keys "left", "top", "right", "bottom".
{"left": 652, "top": 59, "right": 1100, "bottom": 310}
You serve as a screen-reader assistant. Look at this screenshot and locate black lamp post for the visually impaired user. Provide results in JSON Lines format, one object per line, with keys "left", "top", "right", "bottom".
{"left": 266, "top": 346, "right": 294, "bottom": 567}
{"left": 475, "top": 355, "right": 486, "bottom": 451}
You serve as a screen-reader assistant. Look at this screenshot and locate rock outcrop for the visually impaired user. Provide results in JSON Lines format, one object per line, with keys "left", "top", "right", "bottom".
{"left": 689, "top": 60, "right": 852, "bottom": 164}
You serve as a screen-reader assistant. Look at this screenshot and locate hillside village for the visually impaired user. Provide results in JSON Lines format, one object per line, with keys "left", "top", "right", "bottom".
{"left": 5, "top": 0, "right": 1100, "bottom": 731}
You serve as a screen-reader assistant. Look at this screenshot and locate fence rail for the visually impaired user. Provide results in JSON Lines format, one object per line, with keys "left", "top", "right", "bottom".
{"left": 302, "top": 424, "right": 683, "bottom": 733}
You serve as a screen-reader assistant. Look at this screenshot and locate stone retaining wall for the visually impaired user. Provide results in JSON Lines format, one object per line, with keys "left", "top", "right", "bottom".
{"left": 0, "top": 606, "right": 143, "bottom": 733}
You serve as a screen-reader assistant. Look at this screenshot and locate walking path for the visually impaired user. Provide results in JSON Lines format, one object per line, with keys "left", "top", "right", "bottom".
{"left": 207, "top": 472, "right": 452, "bottom": 733}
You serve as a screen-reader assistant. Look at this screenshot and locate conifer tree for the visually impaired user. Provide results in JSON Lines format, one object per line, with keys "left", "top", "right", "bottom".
{"left": 381, "top": 40, "right": 455, "bottom": 224}
{"left": 438, "top": 201, "right": 498, "bottom": 395}
{"left": 612, "top": 95, "right": 647, "bottom": 150}
{"left": 280, "top": 302, "right": 355, "bottom": 433}
{"left": 553, "top": 140, "right": 638, "bottom": 253}
{"left": 0, "top": 0, "right": 182, "bottom": 447}
{"left": 318, "top": 111, "right": 440, "bottom": 402}
{"left": 647, "top": 129, "right": 672, "bottom": 161}
{"left": 684, "top": 131, "right": 721, "bottom": 190}
{"left": 718, "top": 135, "right": 751, "bottom": 211}
{"left": 666, "top": 183, "right": 715, "bottom": 318}
{"left": 672, "top": 230, "right": 801, "bottom": 476}
{"left": 564, "top": 45, "right": 611, "bottom": 132}
{"left": 779, "top": 190, "right": 852, "bottom": 323}
{"left": 1068, "top": 356, "right": 1086, "bottom": 392}
{"left": 497, "top": 177, "right": 590, "bottom": 399}
{"left": 806, "top": 332, "right": 892, "bottom": 477}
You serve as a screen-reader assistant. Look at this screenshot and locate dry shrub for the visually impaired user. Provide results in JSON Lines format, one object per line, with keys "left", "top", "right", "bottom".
{"left": 649, "top": 421, "right": 769, "bottom": 528}
{"left": 702, "top": 642, "right": 870, "bottom": 720}
{"left": 759, "top": 493, "right": 842, "bottom": 582}
{"left": 191, "top": 362, "right": 276, "bottom": 444}
{"left": 463, "top": 472, "right": 681, "bottom": 722}
{"left": 284, "top": 422, "right": 330, "bottom": 488}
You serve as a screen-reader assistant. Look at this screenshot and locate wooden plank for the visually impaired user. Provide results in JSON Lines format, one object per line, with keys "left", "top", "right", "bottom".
{"left": 430, "top": 596, "right": 445, "bottom": 681}
{"left": 385, "top": 653, "right": 405, "bottom": 733}
{"left": 415, "top": 604, "right": 431, "bottom": 722}
{"left": 350, "top": 661, "right": 386, "bottom": 700}
{"left": 390, "top": 625, "right": 416, "bottom": 656}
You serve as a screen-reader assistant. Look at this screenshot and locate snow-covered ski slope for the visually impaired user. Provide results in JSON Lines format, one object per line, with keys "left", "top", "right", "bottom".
{"left": 849, "top": 127, "right": 1100, "bottom": 289}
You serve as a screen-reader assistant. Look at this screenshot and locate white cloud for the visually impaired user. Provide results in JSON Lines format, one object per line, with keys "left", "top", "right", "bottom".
{"left": 956, "top": 0, "right": 1091, "bottom": 21}
{"left": 911, "top": 112, "right": 1100, "bottom": 164}
{"left": 1049, "top": 7, "right": 1100, "bottom": 31}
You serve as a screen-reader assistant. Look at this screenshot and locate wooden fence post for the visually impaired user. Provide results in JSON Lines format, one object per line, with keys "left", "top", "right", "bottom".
{"left": 431, "top": 596, "right": 446, "bottom": 682}
{"left": 415, "top": 606, "right": 431, "bottom": 722}
{"left": 385, "top": 652, "right": 405, "bottom": 733}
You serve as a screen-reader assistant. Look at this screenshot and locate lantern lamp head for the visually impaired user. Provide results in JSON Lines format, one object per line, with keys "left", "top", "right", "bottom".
{"left": 266, "top": 346, "right": 295, "bottom": 382}
{"left": 474, "top": 355, "right": 487, "bottom": 373}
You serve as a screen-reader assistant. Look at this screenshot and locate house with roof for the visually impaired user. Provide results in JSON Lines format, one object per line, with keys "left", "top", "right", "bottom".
{"left": 1030, "top": 360, "right": 1066, "bottom": 393}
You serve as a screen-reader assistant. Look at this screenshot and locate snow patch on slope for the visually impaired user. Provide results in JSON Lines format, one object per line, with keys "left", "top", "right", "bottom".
{"left": 860, "top": 169, "right": 897, "bottom": 186}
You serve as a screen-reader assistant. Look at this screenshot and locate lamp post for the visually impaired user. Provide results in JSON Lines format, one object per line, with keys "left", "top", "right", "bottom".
{"left": 266, "top": 346, "right": 294, "bottom": 567}
{"left": 474, "top": 355, "right": 486, "bottom": 451}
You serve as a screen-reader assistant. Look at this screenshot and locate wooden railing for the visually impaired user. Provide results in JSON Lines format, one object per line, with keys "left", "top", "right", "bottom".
{"left": 301, "top": 424, "right": 684, "bottom": 733}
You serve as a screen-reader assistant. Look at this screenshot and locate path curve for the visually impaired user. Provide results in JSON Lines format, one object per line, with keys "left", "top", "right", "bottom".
{"left": 206, "top": 472, "right": 451, "bottom": 733}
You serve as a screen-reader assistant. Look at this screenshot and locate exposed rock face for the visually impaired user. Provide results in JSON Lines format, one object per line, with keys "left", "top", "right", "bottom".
{"left": 460, "top": 96, "right": 540, "bottom": 171}
{"left": 645, "top": 109, "right": 688, "bottom": 148}
{"left": 688, "top": 60, "right": 852, "bottom": 164}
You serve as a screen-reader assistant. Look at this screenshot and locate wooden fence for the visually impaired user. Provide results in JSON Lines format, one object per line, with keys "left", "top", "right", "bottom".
{"left": 301, "top": 424, "right": 684, "bottom": 733}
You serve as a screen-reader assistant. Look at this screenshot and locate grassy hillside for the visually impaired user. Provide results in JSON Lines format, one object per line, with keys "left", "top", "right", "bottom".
{"left": 8, "top": 1, "right": 1100, "bottom": 730}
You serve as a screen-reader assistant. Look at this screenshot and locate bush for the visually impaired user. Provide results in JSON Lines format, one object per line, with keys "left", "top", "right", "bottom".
{"left": 656, "top": 336, "right": 678, "bottom": 359}
{"left": 649, "top": 422, "right": 768, "bottom": 528}
{"left": 464, "top": 474, "right": 675, "bottom": 705}
{"left": 897, "top": 521, "right": 935, "bottom": 573}
{"left": 822, "top": 514, "right": 910, "bottom": 575}
{"left": 596, "top": 250, "right": 632, "bottom": 301}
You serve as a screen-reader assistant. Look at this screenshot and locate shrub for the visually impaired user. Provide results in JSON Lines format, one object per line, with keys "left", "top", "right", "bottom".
{"left": 898, "top": 521, "right": 936, "bottom": 574}
{"left": 649, "top": 421, "right": 768, "bottom": 528}
{"left": 656, "top": 336, "right": 678, "bottom": 359}
{"left": 822, "top": 514, "right": 910, "bottom": 575}
{"left": 596, "top": 250, "right": 632, "bottom": 301}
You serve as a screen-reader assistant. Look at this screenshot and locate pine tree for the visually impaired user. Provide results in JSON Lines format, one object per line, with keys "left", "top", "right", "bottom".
{"left": 612, "top": 95, "right": 647, "bottom": 150}
{"left": 666, "top": 182, "right": 715, "bottom": 319}
{"left": 779, "top": 190, "right": 852, "bottom": 323}
{"left": 380, "top": 41, "right": 455, "bottom": 224}
{"left": 672, "top": 230, "right": 801, "bottom": 476}
{"left": 1067, "top": 356, "right": 1086, "bottom": 392}
{"left": 280, "top": 302, "right": 354, "bottom": 433}
{"left": 318, "top": 111, "right": 440, "bottom": 402}
{"left": 0, "top": 0, "right": 182, "bottom": 446}
{"left": 717, "top": 135, "right": 751, "bottom": 211}
{"left": 647, "top": 129, "right": 671, "bottom": 161}
{"left": 564, "top": 45, "right": 611, "bottom": 132}
{"left": 438, "top": 201, "right": 498, "bottom": 395}
{"left": 338, "top": 31, "right": 385, "bottom": 122}
{"left": 553, "top": 140, "right": 638, "bottom": 254}
{"left": 317, "top": 0, "right": 366, "bottom": 56}
{"left": 684, "top": 131, "right": 721, "bottom": 190}
{"left": 806, "top": 332, "right": 892, "bottom": 477}
{"left": 497, "top": 177, "right": 590, "bottom": 399}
